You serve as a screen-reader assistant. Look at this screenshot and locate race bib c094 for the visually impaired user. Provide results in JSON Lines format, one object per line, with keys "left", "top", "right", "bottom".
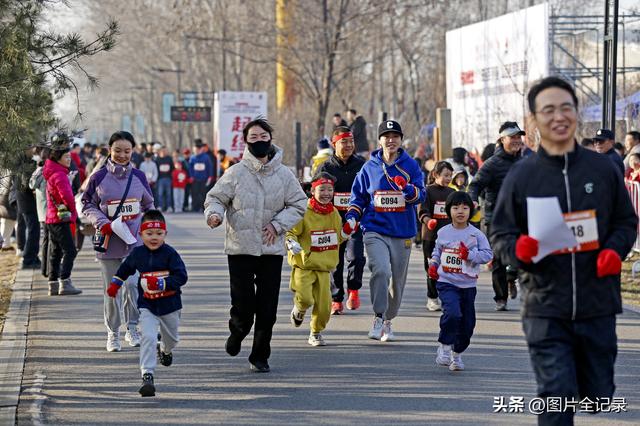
{"left": 373, "top": 190, "right": 405, "bottom": 212}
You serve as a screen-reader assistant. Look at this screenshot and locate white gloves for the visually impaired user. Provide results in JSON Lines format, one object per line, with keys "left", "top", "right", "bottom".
{"left": 286, "top": 238, "right": 303, "bottom": 255}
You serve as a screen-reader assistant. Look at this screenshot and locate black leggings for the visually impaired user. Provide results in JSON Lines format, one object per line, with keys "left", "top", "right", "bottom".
{"left": 47, "top": 223, "right": 77, "bottom": 281}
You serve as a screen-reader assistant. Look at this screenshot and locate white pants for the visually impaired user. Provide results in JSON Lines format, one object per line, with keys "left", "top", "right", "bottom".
{"left": 1, "top": 218, "right": 16, "bottom": 244}
{"left": 139, "top": 308, "right": 180, "bottom": 375}
{"left": 99, "top": 258, "right": 139, "bottom": 333}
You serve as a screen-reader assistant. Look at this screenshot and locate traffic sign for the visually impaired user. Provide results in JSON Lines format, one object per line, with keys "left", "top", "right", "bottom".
{"left": 170, "top": 106, "right": 212, "bottom": 122}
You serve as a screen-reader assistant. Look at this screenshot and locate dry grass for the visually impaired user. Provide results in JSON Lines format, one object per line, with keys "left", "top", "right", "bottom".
{"left": 0, "top": 247, "right": 20, "bottom": 335}
{"left": 622, "top": 252, "right": 640, "bottom": 308}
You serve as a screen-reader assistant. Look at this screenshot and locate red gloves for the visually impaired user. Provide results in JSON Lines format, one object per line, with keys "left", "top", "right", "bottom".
{"left": 107, "top": 276, "right": 124, "bottom": 298}
{"left": 427, "top": 219, "right": 437, "bottom": 231}
{"left": 459, "top": 241, "right": 469, "bottom": 260}
{"left": 428, "top": 264, "right": 439, "bottom": 280}
{"left": 343, "top": 218, "right": 359, "bottom": 235}
{"left": 597, "top": 249, "right": 622, "bottom": 278}
{"left": 101, "top": 222, "right": 112, "bottom": 236}
{"left": 144, "top": 276, "right": 165, "bottom": 291}
{"left": 516, "top": 235, "right": 539, "bottom": 264}
{"left": 393, "top": 176, "right": 407, "bottom": 190}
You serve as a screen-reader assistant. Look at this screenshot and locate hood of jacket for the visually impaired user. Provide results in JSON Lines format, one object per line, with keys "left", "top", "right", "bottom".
{"left": 370, "top": 148, "right": 412, "bottom": 167}
{"left": 105, "top": 158, "right": 133, "bottom": 179}
{"left": 241, "top": 143, "right": 283, "bottom": 175}
{"left": 43, "top": 159, "right": 69, "bottom": 180}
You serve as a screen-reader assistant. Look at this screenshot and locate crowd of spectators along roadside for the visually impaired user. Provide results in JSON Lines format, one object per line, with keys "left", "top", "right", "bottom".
{"left": 0, "top": 136, "right": 237, "bottom": 275}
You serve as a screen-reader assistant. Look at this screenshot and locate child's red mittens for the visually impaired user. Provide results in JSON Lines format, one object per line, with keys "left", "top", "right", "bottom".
{"left": 428, "top": 264, "right": 439, "bottom": 281}
{"left": 427, "top": 219, "right": 438, "bottom": 231}
{"left": 596, "top": 249, "right": 622, "bottom": 278}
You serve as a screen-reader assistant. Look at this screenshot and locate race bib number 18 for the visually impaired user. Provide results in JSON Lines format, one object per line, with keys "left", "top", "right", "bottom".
{"left": 374, "top": 190, "right": 405, "bottom": 212}
{"left": 554, "top": 209, "right": 599, "bottom": 254}
{"left": 107, "top": 198, "right": 140, "bottom": 221}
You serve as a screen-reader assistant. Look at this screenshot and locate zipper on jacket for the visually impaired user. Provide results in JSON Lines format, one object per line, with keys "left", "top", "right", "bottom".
{"left": 562, "top": 153, "right": 577, "bottom": 320}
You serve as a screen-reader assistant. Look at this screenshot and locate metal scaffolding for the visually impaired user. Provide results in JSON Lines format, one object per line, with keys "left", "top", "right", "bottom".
{"left": 549, "top": 4, "right": 640, "bottom": 129}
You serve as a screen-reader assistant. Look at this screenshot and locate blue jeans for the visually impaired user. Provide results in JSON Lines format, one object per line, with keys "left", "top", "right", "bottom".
{"left": 522, "top": 315, "right": 617, "bottom": 426}
{"left": 331, "top": 228, "right": 366, "bottom": 302}
{"left": 157, "top": 177, "right": 173, "bottom": 211}
{"left": 436, "top": 282, "right": 476, "bottom": 353}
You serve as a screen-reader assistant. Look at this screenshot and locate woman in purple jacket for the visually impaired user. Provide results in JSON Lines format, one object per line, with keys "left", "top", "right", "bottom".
{"left": 82, "top": 131, "right": 155, "bottom": 352}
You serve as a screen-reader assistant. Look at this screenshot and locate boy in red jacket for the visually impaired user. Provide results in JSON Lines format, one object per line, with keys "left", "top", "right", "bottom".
{"left": 172, "top": 161, "right": 189, "bottom": 213}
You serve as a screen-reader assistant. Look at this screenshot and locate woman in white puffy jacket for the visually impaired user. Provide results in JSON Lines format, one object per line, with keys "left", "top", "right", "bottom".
{"left": 205, "top": 118, "right": 307, "bottom": 373}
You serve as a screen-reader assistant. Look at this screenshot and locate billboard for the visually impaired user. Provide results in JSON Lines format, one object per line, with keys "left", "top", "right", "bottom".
{"left": 446, "top": 3, "right": 549, "bottom": 152}
{"left": 213, "top": 91, "right": 268, "bottom": 158}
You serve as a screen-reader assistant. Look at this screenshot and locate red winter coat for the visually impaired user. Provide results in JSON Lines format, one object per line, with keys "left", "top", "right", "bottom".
{"left": 70, "top": 151, "right": 86, "bottom": 183}
{"left": 43, "top": 159, "right": 78, "bottom": 224}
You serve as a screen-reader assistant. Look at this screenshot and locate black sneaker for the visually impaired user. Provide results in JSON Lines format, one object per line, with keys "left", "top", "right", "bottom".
{"left": 157, "top": 343, "right": 173, "bottom": 367}
{"left": 225, "top": 334, "right": 241, "bottom": 357}
{"left": 139, "top": 373, "right": 155, "bottom": 397}
{"left": 250, "top": 360, "right": 270, "bottom": 373}
{"left": 21, "top": 259, "right": 42, "bottom": 270}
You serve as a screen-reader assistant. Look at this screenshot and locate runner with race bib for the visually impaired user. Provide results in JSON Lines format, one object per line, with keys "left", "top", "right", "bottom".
{"left": 346, "top": 120, "right": 425, "bottom": 342}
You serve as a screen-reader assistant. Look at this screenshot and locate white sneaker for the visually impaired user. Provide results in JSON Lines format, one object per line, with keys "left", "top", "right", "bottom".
{"left": 449, "top": 351, "right": 465, "bottom": 371}
{"left": 125, "top": 327, "right": 141, "bottom": 347}
{"left": 426, "top": 298, "right": 442, "bottom": 311}
{"left": 290, "top": 306, "right": 305, "bottom": 327}
{"left": 436, "top": 344, "right": 452, "bottom": 366}
{"left": 308, "top": 333, "right": 326, "bottom": 346}
{"left": 380, "top": 320, "right": 395, "bottom": 342}
{"left": 368, "top": 316, "right": 384, "bottom": 340}
{"left": 106, "top": 332, "right": 121, "bottom": 352}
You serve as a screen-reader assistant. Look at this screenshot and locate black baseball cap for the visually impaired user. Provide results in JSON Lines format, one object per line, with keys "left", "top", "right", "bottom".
{"left": 498, "top": 121, "right": 526, "bottom": 137}
{"left": 594, "top": 129, "right": 615, "bottom": 141}
{"left": 378, "top": 120, "right": 403, "bottom": 139}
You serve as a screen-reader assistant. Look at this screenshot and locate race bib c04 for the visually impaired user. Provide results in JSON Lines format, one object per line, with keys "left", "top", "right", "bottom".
{"left": 107, "top": 198, "right": 141, "bottom": 221}
{"left": 373, "top": 190, "right": 405, "bottom": 212}
{"left": 310, "top": 230, "right": 339, "bottom": 252}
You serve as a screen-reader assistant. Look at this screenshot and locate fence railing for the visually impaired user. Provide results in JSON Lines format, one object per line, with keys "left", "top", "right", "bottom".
{"left": 625, "top": 180, "right": 640, "bottom": 253}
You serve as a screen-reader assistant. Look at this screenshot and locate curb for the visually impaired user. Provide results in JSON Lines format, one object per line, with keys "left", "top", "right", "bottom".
{"left": 0, "top": 268, "right": 34, "bottom": 426}
{"left": 623, "top": 303, "right": 640, "bottom": 315}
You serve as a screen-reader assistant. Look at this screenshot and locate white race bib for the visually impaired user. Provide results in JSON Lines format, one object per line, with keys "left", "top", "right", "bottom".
{"left": 441, "top": 248, "right": 463, "bottom": 274}
{"left": 140, "top": 271, "right": 175, "bottom": 300}
{"left": 159, "top": 164, "right": 170, "bottom": 173}
{"left": 554, "top": 209, "right": 599, "bottom": 254}
{"left": 433, "top": 201, "right": 447, "bottom": 219}
{"left": 310, "top": 230, "right": 339, "bottom": 252}
{"left": 373, "top": 190, "right": 405, "bottom": 212}
{"left": 107, "top": 198, "right": 141, "bottom": 221}
{"left": 194, "top": 163, "right": 206, "bottom": 172}
{"left": 333, "top": 192, "right": 351, "bottom": 211}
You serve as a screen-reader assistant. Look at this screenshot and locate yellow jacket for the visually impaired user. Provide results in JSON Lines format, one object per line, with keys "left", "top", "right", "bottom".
{"left": 449, "top": 183, "right": 483, "bottom": 223}
{"left": 286, "top": 201, "right": 344, "bottom": 271}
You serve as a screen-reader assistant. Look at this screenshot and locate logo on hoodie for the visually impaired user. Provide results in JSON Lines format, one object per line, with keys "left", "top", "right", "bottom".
{"left": 584, "top": 183, "right": 594, "bottom": 194}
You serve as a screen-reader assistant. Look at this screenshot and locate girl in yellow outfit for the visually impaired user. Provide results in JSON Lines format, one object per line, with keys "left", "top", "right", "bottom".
{"left": 286, "top": 172, "right": 355, "bottom": 346}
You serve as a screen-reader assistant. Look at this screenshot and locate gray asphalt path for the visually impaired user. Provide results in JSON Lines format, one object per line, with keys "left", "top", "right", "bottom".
{"left": 15, "top": 213, "right": 640, "bottom": 425}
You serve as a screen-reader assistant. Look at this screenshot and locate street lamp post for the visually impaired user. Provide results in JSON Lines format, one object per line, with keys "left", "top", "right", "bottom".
{"left": 151, "top": 63, "right": 185, "bottom": 147}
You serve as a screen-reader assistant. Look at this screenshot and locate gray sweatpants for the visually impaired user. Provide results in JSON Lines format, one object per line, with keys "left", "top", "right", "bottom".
{"left": 364, "top": 232, "right": 412, "bottom": 321}
{"left": 99, "top": 258, "right": 140, "bottom": 333}
{"left": 139, "top": 308, "right": 180, "bottom": 375}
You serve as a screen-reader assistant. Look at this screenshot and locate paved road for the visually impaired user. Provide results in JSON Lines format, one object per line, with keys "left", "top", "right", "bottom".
{"left": 15, "top": 213, "right": 640, "bottom": 425}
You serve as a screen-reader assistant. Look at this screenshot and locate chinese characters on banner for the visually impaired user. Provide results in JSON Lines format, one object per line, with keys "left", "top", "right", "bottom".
{"left": 213, "top": 92, "right": 268, "bottom": 158}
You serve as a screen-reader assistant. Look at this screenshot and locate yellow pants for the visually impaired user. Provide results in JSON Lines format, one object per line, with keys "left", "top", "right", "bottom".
{"left": 290, "top": 268, "right": 331, "bottom": 334}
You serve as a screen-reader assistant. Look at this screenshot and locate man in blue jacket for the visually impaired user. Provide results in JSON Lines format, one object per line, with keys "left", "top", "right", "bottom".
{"left": 189, "top": 140, "right": 213, "bottom": 212}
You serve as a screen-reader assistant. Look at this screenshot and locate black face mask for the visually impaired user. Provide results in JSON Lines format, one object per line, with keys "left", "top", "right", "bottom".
{"left": 247, "top": 140, "right": 272, "bottom": 158}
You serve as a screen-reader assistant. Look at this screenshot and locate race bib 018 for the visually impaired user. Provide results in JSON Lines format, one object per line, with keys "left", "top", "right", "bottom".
{"left": 433, "top": 201, "right": 447, "bottom": 219}
{"left": 373, "top": 190, "right": 405, "bottom": 212}
{"left": 107, "top": 198, "right": 141, "bottom": 221}
{"left": 554, "top": 209, "right": 600, "bottom": 254}
{"left": 194, "top": 163, "right": 206, "bottom": 172}
{"left": 310, "top": 230, "right": 339, "bottom": 252}
{"left": 333, "top": 192, "right": 351, "bottom": 211}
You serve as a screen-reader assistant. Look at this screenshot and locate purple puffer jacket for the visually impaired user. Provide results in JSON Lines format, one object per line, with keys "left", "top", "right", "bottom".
{"left": 81, "top": 159, "right": 155, "bottom": 259}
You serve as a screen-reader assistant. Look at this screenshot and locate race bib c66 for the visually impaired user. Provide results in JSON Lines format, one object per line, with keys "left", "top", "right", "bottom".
{"left": 107, "top": 198, "right": 141, "bottom": 221}
{"left": 373, "top": 190, "right": 405, "bottom": 212}
{"left": 554, "top": 209, "right": 599, "bottom": 254}
{"left": 433, "top": 201, "right": 447, "bottom": 219}
{"left": 441, "top": 248, "right": 463, "bottom": 273}
{"left": 333, "top": 192, "right": 351, "bottom": 211}
{"left": 310, "top": 230, "right": 339, "bottom": 252}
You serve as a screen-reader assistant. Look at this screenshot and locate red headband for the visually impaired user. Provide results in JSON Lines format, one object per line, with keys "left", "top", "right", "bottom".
{"left": 331, "top": 132, "right": 353, "bottom": 144}
{"left": 140, "top": 221, "right": 166, "bottom": 232}
{"left": 311, "top": 178, "right": 334, "bottom": 188}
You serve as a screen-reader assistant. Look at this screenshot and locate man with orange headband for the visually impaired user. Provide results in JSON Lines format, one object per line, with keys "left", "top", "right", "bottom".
{"left": 320, "top": 126, "right": 366, "bottom": 315}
